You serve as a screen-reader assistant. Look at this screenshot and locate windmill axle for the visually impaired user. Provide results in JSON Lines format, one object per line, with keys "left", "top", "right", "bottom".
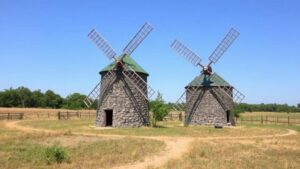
{"left": 203, "top": 65, "right": 212, "bottom": 75}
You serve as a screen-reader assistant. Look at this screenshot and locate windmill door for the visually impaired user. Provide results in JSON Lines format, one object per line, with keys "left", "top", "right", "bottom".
{"left": 105, "top": 110, "right": 113, "bottom": 126}
{"left": 226, "top": 110, "right": 230, "bottom": 123}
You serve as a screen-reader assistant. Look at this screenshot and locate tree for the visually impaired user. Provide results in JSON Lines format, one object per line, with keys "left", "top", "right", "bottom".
{"left": 297, "top": 103, "right": 300, "bottom": 109}
{"left": 149, "top": 92, "right": 171, "bottom": 127}
{"left": 0, "top": 88, "right": 20, "bottom": 107}
{"left": 16, "top": 87, "right": 33, "bottom": 107}
{"left": 32, "top": 90, "right": 46, "bottom": 107}
{"left": 63, "top": 93, "right": 87, "bottom": 109}
{"left": 44, "top": 90, "right": 63, "bottom": 108}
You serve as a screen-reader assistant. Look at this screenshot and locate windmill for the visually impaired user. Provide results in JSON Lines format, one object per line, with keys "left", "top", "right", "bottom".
{"left": 171, "top": 28, "right": 245, "bottom": 126}
{"left": 84, "top": 22, "right": 155, "bottom": 127}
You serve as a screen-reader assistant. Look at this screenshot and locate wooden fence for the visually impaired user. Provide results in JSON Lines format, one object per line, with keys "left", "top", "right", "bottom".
{"left": 0, "top": 113, "right": 24, "bottom": 120}
{"left": 163, "top": 112, "right": 183, "bottom": 121}
{"left": 236, "top": 116, "right": 300, "bottom": 125}
{"left": 0, "top": 111, "right": 95, "bottom": 120}
{"left": 57, "top": 111, "right": 94, "bottom": 120}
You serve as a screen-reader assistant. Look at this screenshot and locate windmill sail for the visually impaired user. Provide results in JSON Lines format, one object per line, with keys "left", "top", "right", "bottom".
{"left": 209, "top": 73, "right": 245, "bottom": 103}
{"left": 123, "top": 22, "right": 153, "bottom": 56}
{"left": 84, "top": 69, "right": 116, "bottom": 108}
{"left": 122, "top": 65, "right": 155, "bottom": 100}
{"left": 88, "top": 29, "right": 117, "bottom": 60}
{"left": 208, "top": 28, "right": 239, "bottom": 65}
{"left": 171, "top": 40, "right": 202, "bottom": 67}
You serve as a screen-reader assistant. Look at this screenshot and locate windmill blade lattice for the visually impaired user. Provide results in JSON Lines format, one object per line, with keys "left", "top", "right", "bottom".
{"left": 83, "top": 82, "right": 100, "bottom": 107}
{"left": 173, "top": 90, "right": 186, "bottom": 111}
{"left": 171, "top": 40, "right": 202, "bottom": 67}
{"left": 231, "top": 88, "right": 245, "bottom": 103}
{"left": 84, "top": 69, "right": 116, "bottom": 108}
{"left": 209, "top": 74, "right": 245, "bottom": 103}
{"left": 209, "top": 28, "right": 239, "bottom": 64}
{"left": 88, "top": 29, "right": 117, "bottom": 60}
{"left": 123, "top": 22, "right": 153, "bottom": 56}
{"left": 122, "top": 65, "right": 155, "bottom": 100}
{"left": 210, "top": 88, "right": 231, "bottom": 111}
{"left": 173, "top": 74, "right": 205, "bottom": 111}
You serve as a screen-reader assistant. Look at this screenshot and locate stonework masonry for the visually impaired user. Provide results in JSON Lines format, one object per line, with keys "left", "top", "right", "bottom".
{"left": 95, "top": 70, "right": 149, "bottom": 127}
{"left": 185, "top": 86, "right": 235, "bottom": 126}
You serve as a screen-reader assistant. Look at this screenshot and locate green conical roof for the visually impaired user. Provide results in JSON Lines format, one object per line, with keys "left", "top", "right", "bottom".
{"left": 100, "top": 54, "right": 149, "bottom": 75}
{"left": 187, "top": 72, "right": 231, "bottom": 87}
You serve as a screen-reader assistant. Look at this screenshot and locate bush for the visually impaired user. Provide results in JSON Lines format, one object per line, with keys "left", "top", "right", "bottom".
{"left": 149, "top": 92, "right": 171, "bottom": 127}
{"left": 45, "top": 145, "right": 69, "bottom": 164}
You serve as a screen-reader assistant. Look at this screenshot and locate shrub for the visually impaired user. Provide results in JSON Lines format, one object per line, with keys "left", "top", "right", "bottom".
{"left": 150, "top": 92, "right": 172, "bottom": 127}
{"left": 45, "top": 145, "right": 69, "bottom": 164}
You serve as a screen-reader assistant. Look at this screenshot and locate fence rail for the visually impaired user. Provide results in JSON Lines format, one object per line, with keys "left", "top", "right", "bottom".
{"left": 0, "top": 111, "right": 96, "bottom": 120}
{"left": 237, "top": 116, "right": 300, "bottom": 125}
{"left": 0, "top": 113, "right": 24, "bottom": 120}
{"left": 163, "top": 112, "right": 183, "bottom": 121}
{"left": 58, "top": 111, "right": 94, "bottom": 120}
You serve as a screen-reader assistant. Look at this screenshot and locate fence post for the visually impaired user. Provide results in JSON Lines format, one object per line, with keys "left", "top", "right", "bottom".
{"left": 261, "top": 116, "right": 263, "bottom": 124}
{"left": 7, "top": 113, "right": 9, "bottom": 120}
{"left": 89, "top": 112, "right": 90, "bottom": 119}
{"left": 48, "top": 112, "right": 50, "bottom": 118}
{"left": 67, "top": 112, "right": 69, "bottom": 119}
{"left": 288, "top": 116, "right": 290, "bottom": 126}
{"left": 276, "top": 117, "right": 278, "bottom": 124}
{"left": 58, "top": 112, "right": 60, "bottom": 120}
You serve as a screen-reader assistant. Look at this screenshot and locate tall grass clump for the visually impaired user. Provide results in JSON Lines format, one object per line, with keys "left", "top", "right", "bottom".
{"left": 45, "top": 145, "right": 70, "bottom": 164}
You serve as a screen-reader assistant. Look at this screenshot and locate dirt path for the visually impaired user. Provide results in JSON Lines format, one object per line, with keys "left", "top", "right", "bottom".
{"left": 3, "top": 121, "right": 298, "bottom": 169}
{"left": 4, "top": 120, "right": 57, "bottom": 133}
{"left": 113, "top": 137, "right": 193, "bottom": 169}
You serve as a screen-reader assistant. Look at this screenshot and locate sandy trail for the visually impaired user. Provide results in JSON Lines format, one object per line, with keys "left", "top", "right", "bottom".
{"left": 3, "top": 120, "right": 298, "bottom": 169}
{"left": 4, "top": 120, "right": 56, "bottom": 133}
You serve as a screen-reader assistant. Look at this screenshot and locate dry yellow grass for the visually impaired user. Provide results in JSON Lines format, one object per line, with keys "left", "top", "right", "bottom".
{"left": 1, "top": 119, "right": 299, "bottom": 169}
{"left": 0, "top": 107, "right": 96, "bottom": 119}
{"left": 238, "top": 112, "right": 300, "bottom": 125}
{"left": 153, "top": 134, "right": 300, "bottom": 169}
{"left": 241, "top": 111, "right": 300, "bottom": 117}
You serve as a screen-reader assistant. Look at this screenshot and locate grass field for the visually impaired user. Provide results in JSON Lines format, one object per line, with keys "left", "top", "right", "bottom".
{"left": 241, "top": 111, "right": 300, "bottom": 117}
{"left": 0, "top": 121, "right": 165, "bottom": 169}
{"left": 238, "top": 112, "right": 300, "bottom": 125}
{"left": 0, "top": 107, "right": 96, "bottom": 119}
{"left": 152, "top": 134, "right": 300, "bottom": 169}
{"left": 18, "top": 119, "right": 289, "bottom": 137}
{"left": 1, "top": 110, "right": 300, "bottom": 169}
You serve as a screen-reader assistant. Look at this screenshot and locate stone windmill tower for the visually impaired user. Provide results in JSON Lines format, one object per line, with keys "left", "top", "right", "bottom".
{"left": 84, "top": 22, "right": 155, "bottom": 128}
{"left": 171, "top": 28, "right": 245, "bottom": 126}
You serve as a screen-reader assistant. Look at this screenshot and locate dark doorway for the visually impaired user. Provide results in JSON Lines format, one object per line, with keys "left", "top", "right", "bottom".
{"left": 226, "top": 110, "right": 230, "bottom": 123}
{"left": 105, "top": 110, "right": 113, "bottom": 126}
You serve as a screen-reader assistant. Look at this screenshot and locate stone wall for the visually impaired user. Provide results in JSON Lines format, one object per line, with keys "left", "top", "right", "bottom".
{"left": 185, "top": 86, "right": 234, "bottom": 126}
{"left": 95, "top": 70, "right": 149, "bottom": 127}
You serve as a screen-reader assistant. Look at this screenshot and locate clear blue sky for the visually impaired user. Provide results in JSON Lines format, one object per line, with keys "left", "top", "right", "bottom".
{"left": 0, "top": 0, "right": 299, "bottom": 105}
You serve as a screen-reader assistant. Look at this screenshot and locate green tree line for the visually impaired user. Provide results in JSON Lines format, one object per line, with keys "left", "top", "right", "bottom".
{"left": 0, "top": 87, "right": 91, "bottom": 109}
{"left": 0, "top": 87, "right": 299, "bottom": 115}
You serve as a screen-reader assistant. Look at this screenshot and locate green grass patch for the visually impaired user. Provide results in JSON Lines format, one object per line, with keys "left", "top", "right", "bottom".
{"left": 45, "top": 145, "right": 70, "bottom": 164}
{"left": 20, "top": 120, "right": 287, "bottom": 137}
